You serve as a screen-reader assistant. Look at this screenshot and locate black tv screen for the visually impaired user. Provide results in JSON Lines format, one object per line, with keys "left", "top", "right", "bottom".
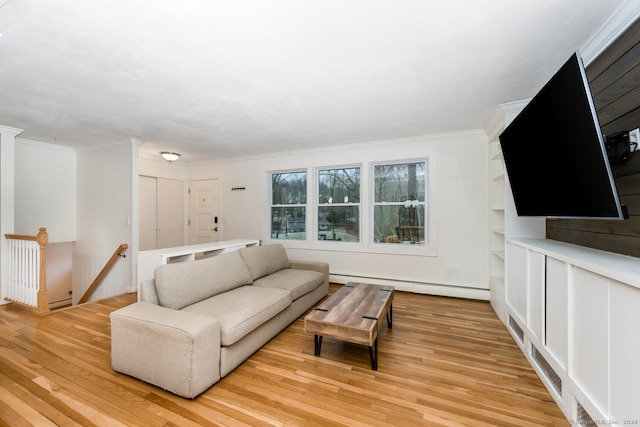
{"left": 499, "top": 52, "right": 624, "bottom": 219}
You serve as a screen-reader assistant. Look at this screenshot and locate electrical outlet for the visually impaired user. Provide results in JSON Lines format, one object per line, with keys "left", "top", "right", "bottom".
{"left": 629, "top": 128, "right": 639, "bottom": 151}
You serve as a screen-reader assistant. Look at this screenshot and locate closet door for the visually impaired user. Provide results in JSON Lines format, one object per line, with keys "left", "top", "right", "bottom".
{"left": 156, "top": 178, "right": 185, "bottom": 248}
{"left": 139, "top": 176, "right": 157, "bottom": 251}
{"left": 139, "top": 176, "right": 185, "bottom": 250}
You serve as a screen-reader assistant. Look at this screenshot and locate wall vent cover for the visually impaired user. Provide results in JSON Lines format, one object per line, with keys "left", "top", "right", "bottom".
{"left": 531, "top": 344, "right": 562, "bottom": 396}
{"left": 576, "top": 401, "right": 595, "bottom": 425}
{"left": 508, "top": 314, "right": 524, "bottom": 344}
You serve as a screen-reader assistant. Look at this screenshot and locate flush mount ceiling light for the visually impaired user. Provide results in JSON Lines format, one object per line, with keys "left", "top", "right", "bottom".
{"left": 160, "top": 152, "right": 181, "bottom": 163}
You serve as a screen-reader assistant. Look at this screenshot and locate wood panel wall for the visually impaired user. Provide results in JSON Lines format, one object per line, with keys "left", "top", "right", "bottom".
{"left": 546, "top": 19, "right": 640, "bottom": 258}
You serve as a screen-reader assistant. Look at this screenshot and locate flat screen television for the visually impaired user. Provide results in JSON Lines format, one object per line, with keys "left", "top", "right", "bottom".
{"left": 499, "top": 51, "right": 625, "bottom": 219}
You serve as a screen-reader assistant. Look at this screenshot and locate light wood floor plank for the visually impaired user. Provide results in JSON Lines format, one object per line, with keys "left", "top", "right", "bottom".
{"left": 0, "top": 286, "right": 568, "bottom": 426}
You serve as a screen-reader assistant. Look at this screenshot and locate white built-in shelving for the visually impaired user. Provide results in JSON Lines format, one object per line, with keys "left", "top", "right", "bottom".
{"left": 136, "top": 239, "right": 260, "bottom": 300}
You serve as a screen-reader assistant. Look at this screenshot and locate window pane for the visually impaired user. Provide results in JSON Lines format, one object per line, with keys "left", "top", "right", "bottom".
{"left": 318, "top": 206, "right": 359, "bottom": 242}
{"left": 272, "top": 171, "right": 307, "bottom": 205}
{"left": 271, "top": 207, "right": 306, "bottom": 239}
{"left": 318, "top": 168, "right": 360, "bottom": 204}
{"left": 373, "top": 204, "right": 425, "bottom": 245}
{"left": 374, "top": 163, "right": 425, "bottom": 203}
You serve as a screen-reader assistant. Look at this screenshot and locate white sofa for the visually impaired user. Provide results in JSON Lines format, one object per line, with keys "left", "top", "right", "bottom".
{"left": 110, "top": 244, "right": 329, "bottom": 398}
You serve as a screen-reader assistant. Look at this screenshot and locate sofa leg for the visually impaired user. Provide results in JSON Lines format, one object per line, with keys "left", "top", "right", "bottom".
{"left": 314, "top": 335, "right": 323, "bottom": 355}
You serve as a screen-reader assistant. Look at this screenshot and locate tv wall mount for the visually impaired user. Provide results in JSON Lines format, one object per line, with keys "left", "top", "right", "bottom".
{"left": 605, "top": 128, "right": 639, "bottom": 164}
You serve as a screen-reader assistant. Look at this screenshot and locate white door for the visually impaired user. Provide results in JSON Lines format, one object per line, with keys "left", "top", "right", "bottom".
{"left": 139, "top": 176, "right": 185, "bottom": 250}
{"left": 139, "top": 176, "right": 157, "bottom": 251}
{"left": 157, "top": 178, "right": 185, "bottom": 248}
{"left": 189, "top": 179, "right": 219, "bottom": 244}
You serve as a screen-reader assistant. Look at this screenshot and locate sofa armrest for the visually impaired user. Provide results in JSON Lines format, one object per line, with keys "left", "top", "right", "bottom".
{"left": 110, "top": 301, "right": 221, "bottom": 398}
{"left": 289, "top": 260, "right": 329, "bottom": 276}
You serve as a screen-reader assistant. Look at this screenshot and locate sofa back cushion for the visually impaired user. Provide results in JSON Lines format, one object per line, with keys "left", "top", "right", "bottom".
{"left": 154, "top": 251, "right": 253, "bottom": 310}
{"left": 239, "top": 244, "right": 290, "bottom": 281}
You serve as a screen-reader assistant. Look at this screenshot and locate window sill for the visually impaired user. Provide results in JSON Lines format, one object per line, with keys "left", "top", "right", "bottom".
{"left": 265, "top": 238, "right": 438, "bottom": 257}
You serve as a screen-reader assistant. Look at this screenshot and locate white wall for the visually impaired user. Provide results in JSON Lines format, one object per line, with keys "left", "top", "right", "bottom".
{"left": 74, "top": 140, "right": 139, "bottom": 303}
{"left": 0, "top": 125, "right": 22, "bottom": 304}
{"left": 190, "top": 131, "right": 490, "bottom": 298}
{"left": 14, "top": 139, "right": 76, "bottom": 242}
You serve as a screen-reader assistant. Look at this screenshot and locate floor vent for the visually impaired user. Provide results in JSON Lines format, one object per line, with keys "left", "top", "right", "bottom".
{"left": 508, "top": 315, "right": 524, "bottom": 344}
{"left": 531, "top": 345, "right": 562, "bottom": 396}
{"left": 576, "top": 401, "right": 595, "bottom": 425}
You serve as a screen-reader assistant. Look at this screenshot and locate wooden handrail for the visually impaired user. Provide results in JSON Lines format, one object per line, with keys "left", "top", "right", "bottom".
{"left": 4, "top": 233, "right": 38, "bottom": 241}
{"left": 78, "top": 244, "right": 128, "bottom": 304}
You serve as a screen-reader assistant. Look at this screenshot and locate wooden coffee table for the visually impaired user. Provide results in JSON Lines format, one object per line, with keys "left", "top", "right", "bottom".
{"left": 304, "top": 282, "right": 394, "bottom": 370}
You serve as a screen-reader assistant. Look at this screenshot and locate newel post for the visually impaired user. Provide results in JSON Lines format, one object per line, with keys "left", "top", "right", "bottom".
{"left": 36, "top": 227, "right": 50, "bottom": 316}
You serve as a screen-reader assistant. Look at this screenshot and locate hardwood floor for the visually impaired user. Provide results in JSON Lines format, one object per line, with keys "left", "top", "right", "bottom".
{"left": 0, "top": 285, "right": 568, "bottom": 426}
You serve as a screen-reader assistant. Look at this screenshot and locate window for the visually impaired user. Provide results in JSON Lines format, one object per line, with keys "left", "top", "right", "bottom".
{"left": 373, "top": 161, "right": 427, "bottom": 245}
{"left": 270, "top": 171, "right": 307, "bottom": 239}
{"left": 317, "top": 167, "right": 360, "bottom": 242}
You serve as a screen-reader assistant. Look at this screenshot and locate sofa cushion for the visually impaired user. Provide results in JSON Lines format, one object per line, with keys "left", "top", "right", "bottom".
{"left": 154, "top": 251, "right": 253, "bottom": 310}
{"left": 239, "top": 244, "right": 290, "bottom": 281}
{"left": 252, "top": 268, "right": 325, "bottom": 300}
{"left": 182, "top": 286, "right": 291, "bottom": 346}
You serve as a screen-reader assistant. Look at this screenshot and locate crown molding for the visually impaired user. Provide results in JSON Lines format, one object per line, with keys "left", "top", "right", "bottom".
{"left": 15, "top": 138, "right": 76, "bottom": 152}
{"left": 0, "top": 125, "right": 24, "bottom": 136}
{"left": 580, "top": 0, "right": 640, "bottom": 65}
{"left": 75, "top": 138, "right": 143, "bottom": 153}
{"left": 190, "top": 129, "right": 487, "bottom": 166}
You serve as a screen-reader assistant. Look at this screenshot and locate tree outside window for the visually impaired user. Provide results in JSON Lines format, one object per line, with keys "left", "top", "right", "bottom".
{"left": 373, "top": 161, "right": 427, "bottom": 245}
{"left": 271, "top": 171, "right": 307, "bottom": 239}
{"left": 317, "top": 167, "right": 360, "bottom": 242}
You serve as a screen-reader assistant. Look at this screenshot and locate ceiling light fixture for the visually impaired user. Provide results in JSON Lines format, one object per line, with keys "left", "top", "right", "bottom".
{"left": 160, "top": 152, "right": 181, "bottom": 163}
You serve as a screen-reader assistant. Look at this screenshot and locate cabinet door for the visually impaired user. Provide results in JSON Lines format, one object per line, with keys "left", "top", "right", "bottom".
{"left": 571, "top": 267, "right": 609, "bottom": 414}
{"left": 528, "top": 251, "right": 545, "bottom": 342}
{"left": 506, "top": 242, "right": 527, "bottom": 323}
{"left": 545, "top": 257, "right": 568, "bottom": 368}
{"left": 610, "top": 279, "right": 640, "bottom": 420}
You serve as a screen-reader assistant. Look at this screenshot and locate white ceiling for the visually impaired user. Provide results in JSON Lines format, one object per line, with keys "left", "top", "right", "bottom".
{"left": 0, "top": 0, "right": 625, "bottom": 162}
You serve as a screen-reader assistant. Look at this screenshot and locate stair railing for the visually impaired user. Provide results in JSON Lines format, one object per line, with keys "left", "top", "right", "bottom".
{"left": 4, "top": 228, "right": 50, "bottom": 316}
{"left": 78, "top": 244, "right": 128, "bottom": 304}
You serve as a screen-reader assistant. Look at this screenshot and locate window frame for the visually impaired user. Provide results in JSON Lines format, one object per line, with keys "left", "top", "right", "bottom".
{"left": 265, "top": 155, "right": 437, "bottom": 256}
{"left": 269, "top": 169, "right": 308, "bottom": 241}
{"left": 371, "top": 159, "right": 429, "bottom": 248}
{"left": 315, "top": 164, "right": 362, "bottom": 244}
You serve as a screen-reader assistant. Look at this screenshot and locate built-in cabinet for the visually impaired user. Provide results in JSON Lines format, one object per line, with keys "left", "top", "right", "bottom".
{"left": 484, "top": 99, "right": 640, "bottom": 424}
{"left": 505, "top": 238, "right": 640, "bottom": 423}
{"left": 485, "top": 101, "right": 545, "bottom": 323}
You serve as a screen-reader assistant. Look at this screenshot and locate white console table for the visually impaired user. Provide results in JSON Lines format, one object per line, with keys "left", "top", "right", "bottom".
{"left": 137, "top": 239, "right": 260, "bottom": 298}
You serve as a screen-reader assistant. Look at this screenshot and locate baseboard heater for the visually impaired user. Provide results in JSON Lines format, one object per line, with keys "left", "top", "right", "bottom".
{"left": 329, "top": 273, "right": 490, "bottom": 300}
